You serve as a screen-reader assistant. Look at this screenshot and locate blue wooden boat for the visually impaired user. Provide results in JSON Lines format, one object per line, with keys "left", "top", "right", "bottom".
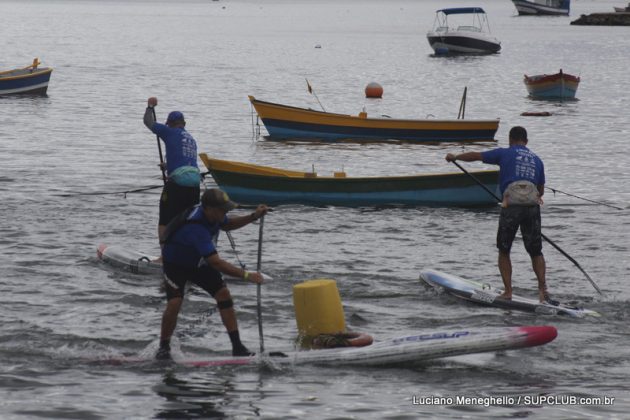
{"left": 249, "top": 96, "right": 499, "bottom": 143}
{"left": 199, "top": 154, "right": 500, "bottom": 207}
{"left": 0, "top": 58, "right": 53, "bottom": 96}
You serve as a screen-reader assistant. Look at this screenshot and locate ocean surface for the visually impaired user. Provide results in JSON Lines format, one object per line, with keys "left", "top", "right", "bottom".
{"left": 1, "top": 0, "right": 629, "bottom": 418}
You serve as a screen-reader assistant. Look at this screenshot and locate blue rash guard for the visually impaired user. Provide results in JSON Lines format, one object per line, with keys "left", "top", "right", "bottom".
{"left": 150, "top": 122, "right": 199, "bottom": 176}
{"left": 162, "top": 206, "right": 228, "bottom": 268}
{"left": 481, "top": 145, "right": 545, "bottom": 195}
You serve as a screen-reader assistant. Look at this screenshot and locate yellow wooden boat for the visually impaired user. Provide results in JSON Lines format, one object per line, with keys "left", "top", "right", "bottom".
{"left": 249, "top": 96, "right": 499, "bottom": 143}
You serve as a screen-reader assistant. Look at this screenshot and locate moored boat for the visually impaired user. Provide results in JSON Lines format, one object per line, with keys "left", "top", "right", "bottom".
{"left": 249, "top": 96, "right": 499, "bottom": 143}
{"left": 426, "top": 7, "right": 501, "bottom": 55}
{"left": 199, "top": 154, "right": 500, "bottom": 207}
{"left": 0, "top": 58, "right": 53, "bottom": 96}
{"left": 523, "top": 69, "right": 580, "bottom": 99}
{"left": 511, "top": 0, "right": 570, "bottom": 16}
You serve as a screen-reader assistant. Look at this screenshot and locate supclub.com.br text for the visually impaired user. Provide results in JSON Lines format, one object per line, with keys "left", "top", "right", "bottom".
{"left": 412, "top": 394, "right": 615, "bottom": 407}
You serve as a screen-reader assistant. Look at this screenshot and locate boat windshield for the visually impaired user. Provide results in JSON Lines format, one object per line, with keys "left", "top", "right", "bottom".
{"left": 437, "top": 7, "right": 486, "bottom": 15}
{"left": 431, "top": 7, "right": 493, "bottom": 33}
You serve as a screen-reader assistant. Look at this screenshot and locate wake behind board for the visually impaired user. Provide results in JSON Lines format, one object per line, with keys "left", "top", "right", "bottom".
{"left": 99, "top": 326, "right": 556, "bottom": 367}
{"left": 420, "top": 269, "right": 600, "bottom": 318}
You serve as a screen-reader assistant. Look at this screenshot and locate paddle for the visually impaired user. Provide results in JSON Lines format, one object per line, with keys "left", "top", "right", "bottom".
{"left": 58, "top": 184, "right": 163, "bottom": 197}
{"left": 151, "top": 107, "right": 167, "bottom": 184}
{"left": 305, "top": 78, "right": 326, "bottom": 112}
{"left": 546, "top": 186, "right": 623, "bottom": 210}
{"left": 256, "top": 215, "right": 265, "bottom": 354}
{"left": 457, "top": 86, "right": 467, "bottom": 119}
{"left": 450, "top": 160, "right": 604, "bottom": 296}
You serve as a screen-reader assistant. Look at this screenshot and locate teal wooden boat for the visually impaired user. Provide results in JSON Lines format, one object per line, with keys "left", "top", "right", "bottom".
{"left": 199, "top": 154, "right": 500, "bottom": 207}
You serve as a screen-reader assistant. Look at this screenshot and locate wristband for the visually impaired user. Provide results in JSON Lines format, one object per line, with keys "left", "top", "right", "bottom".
{"left": 243, "top": 271, "right": 250, "bottom": 280}
{"left": 250, "top": 212, "right": 258, "bottom": 221}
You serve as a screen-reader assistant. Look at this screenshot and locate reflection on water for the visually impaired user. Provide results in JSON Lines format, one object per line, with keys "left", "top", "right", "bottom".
{"left": 154, "top": 371, "right": 233, "bottom": 418}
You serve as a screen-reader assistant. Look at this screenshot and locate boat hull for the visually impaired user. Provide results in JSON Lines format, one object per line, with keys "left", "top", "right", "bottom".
{"left": 250, "top": 96, "right": 499, "bottom": 143}
{"left": 200, "top": 155, "right": 500, "bottom": 207}
{"left": 0, "top": 67, "right": 53, "bottom": 95}
{"left": 426, "top": 33, "right": 501, "bottom": 54}
{"left": 512, "top": 0, "right": 570, "bottom": 16}
{"left": 524, "top": 72, "right": 580, "bottom": 99}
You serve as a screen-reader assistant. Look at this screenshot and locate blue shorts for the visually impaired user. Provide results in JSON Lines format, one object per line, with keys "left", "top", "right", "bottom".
{"left": 497, "top": 205, "right": 543, "bottom": 257}
{"left": 162, "top": 262, "right": 226, "bottom": 300}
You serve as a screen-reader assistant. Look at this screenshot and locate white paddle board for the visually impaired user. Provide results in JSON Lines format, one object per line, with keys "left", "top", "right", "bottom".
{"left": 98, "top": 325, "right": 557, "bottom": 367}
{"left": 420, "top": 269, "right": 600, "bottom": 318}
{"left": 97, "top": 244, "right": 161, "bottom": 275}
{"left": 96, "top": 243, "right": 272, "bottom": 281}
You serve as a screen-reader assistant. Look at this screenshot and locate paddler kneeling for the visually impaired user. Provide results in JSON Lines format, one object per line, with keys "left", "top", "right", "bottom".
{"left": 156, "top": 188, "right": 269, "bottom": 360}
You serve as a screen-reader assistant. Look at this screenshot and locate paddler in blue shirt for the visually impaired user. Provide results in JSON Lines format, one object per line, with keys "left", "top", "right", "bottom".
{"left": 144, "top": 97, "right": 201, "bottom": 254}
{"left": 157, "top": 188, "right": 269, "bottom": 360}
{"left": 446, "top": 126, "right": 552, "bottom": 304}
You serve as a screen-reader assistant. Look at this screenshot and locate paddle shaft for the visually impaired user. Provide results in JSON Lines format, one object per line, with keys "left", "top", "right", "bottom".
{"left": 546, "top": 186, "right": 623, "bottom": 210}
{"left": 451, "top": 160, "right": 603, "bottom": 296}
{"left": 305, "top": 78, "right": 326, "bottom": 112}
{"left": 256, "top": 215, "right": 265, "bottom": 353}
{"left": 151, "top": 107, "right": 167, "bottom": 184}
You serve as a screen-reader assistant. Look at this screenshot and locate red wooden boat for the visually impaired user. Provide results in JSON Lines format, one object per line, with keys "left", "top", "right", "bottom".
{"left": 524, "top": 69, "right": 580, "bottom": 99}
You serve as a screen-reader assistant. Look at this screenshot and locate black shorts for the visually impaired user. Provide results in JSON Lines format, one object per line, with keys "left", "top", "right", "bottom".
{"left": 159, "top": 181, "right": 200, "bottom": 226}
{"left": 162, "top": 262, "right": 227, "bottom": 300}
{"left": 497, "top": 205, "right": 543, "bottom": 257}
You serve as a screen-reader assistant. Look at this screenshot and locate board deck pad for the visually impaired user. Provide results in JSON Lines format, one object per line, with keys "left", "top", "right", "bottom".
{"left": 420, "top": 269, "right": 600, "bottom": 318}
{"left": 97, "top": 326, "right": 557, "bottom": 367}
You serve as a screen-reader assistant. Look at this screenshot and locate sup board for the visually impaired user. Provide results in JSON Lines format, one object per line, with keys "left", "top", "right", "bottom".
{"left": 97, "top": 244, "right": 161, "bottom": 275}
{"left": 96, "top": 243, "right": 271, "bottom": 281}
{"left": 99, "top": 325, "right": 557, "bottom": 367}
{"left": 420, "top": 269, "right": 600, "bottom": 318}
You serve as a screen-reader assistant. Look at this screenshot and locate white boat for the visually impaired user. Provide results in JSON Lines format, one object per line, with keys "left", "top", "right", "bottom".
{"left": 512, "top": 0, "right": 570, "bottom": 16}
{"left": 426, "top": 7, "right": 501, "bottom": 55}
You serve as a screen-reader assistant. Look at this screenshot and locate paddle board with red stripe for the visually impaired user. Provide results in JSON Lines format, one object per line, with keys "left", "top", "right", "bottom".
{"left": 97, "top": 326, "right": 557, "bottom": 367}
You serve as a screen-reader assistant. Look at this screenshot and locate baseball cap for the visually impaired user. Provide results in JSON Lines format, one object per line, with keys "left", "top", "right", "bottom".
{"left": 201, "top": 188, "right": 238, "bottom": 212}
{"left": 166, "top": 111, "right": 185, "bottom": 123}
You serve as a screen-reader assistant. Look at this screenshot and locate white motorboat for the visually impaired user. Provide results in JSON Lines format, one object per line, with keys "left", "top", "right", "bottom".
{"left": 426, "top": 7, "right": 501, "bottom": 55}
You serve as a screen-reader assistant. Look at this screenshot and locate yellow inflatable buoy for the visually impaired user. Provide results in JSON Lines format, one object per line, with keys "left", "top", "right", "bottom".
{"left": 365, "top": 82, "right": 383, "bottom": 98}
{"left": 293, "top": 279, "right": 345, "bottom": 336}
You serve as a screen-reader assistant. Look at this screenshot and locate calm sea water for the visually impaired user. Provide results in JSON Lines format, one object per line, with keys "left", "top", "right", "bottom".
{"left": 1, "top": 0, "right": 629, "bottom": 418}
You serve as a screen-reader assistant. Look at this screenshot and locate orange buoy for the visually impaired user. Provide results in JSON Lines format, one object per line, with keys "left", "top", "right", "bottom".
{"left": 365, "top": 82, "right": 383, "bottom": 98}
